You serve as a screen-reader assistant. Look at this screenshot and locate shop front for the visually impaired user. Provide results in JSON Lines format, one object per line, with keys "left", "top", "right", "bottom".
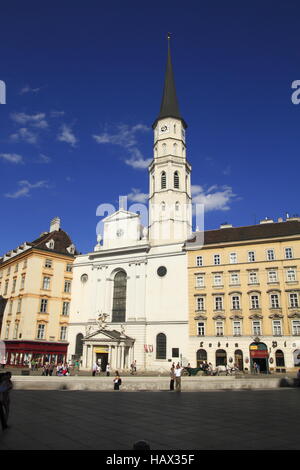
{"left": 4, "top": 340, "right": 68, "bottom": 367}
{"left": 249, "top": 342, "right": 269, "bottom": 373}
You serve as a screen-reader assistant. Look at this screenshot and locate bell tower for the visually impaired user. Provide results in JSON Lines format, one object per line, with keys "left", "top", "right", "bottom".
{"left": 148, "top": 35, "right": 192, "bottom": 245}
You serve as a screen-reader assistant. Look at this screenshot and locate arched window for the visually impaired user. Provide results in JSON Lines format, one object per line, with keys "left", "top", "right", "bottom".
{"left": 196, "top": 349, "right": 207, "bottom": 367}
{"left": 234, "top": 349, "right": 243, "bottom": 371}
{"left": 75, "top": 333, "right": 84, "bottom": 357}
{"left": 173, "top": 143, "right": 178, "bottom": 155}
{"left": 275, "top": 350, "right": 285, "bottom": 367}
{"left": 174, "top": 124, "right": 177, "bottom": 134}
{"left": 162, "top": 143, "right": 167, "bottom": 155}
{"left": 161, "top": 201, "right": 166, "bottom": 212}
{"left": 216, "top": 349, "right": 227, "bottom": 366}
{"left": 156, "top": 333, "right": 166, "bottom": 359}
{"left": 161, "top": 171, "right": 166, "bottom": 189}
{"left": 175, "top": 201, "right": 180, "bottom": 212}
{"left": 174, "top": 171, "right": 179, "bottom": 189}
{"left": 112, "top": 271, "right": 127, "bottom": 322}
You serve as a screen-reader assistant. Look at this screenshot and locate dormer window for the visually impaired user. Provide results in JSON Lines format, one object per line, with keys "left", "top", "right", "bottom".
{"left": 46, "top": 239, "right": 55, "bottom": 250}
{"left": 67, "top": 244, "right": 75, "bottom": 254}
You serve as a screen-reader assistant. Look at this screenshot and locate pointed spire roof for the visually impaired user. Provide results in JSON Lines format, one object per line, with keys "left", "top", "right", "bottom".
{"left": 153, "top": 34, "right": 187, "bottom": 129}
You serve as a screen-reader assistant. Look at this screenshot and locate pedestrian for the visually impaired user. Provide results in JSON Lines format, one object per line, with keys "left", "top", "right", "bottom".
{"left": 186, "top": 363, "right": 192, "bottom": 376}
{"left": 113, "top": 371, "right": 122, "bottom": 390}
{"left": 0, "top": 357, "right": 6, "bottom": 369}
{"left": 106, "top": 363, "right": 110, "bottom": 377}
{"left": 133, "top": 360, "right": 137, "bottom": 374}
{"left": 0, "top": 372, "right": 12, "bottom": 430}
{"left": 92, "top": 362, "right": 97, "bottom": 377}
{"left": 175, "top": 363, "right": 183, "bottom": 392}
{"left": 170, "top": 365, "right": 175, "bottom": 391}
{"left": 253, "top": 362, "right": 258, "bottom": 374}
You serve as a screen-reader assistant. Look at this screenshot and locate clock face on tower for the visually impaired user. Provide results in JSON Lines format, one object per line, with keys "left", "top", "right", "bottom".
{"left": 116, "top": 228, "right": 124, "bottom": 238}
{"left": 159, "top": 124, "right": 169, "bottom": 134}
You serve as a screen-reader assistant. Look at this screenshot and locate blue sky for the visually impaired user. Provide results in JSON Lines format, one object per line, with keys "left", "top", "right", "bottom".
{"left": 0, "top": 0, "right": 300, "bottom": 254}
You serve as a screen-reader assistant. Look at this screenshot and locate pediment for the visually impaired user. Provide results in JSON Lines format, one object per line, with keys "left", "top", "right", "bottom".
{"left": 102, "top": 209, "right": 139, "bottom": 223}
{"left": 84, "top": 327, "right": 134, "bottom": 343}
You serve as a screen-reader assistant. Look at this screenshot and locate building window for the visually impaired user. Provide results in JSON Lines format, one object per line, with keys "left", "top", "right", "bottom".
{"left": 267, "top": 249, "right": 275, "bottom": 261}
{"left": 196, "top": 275, "right": 205, "bottom": 288}
{"left": 214, "top": 254, "right": 221, "bottom": 265}
{"left": 268, "top": 270, "right": 278, "bottom": 283}
{"left": 42, "top": 277, "right": 51, "bottom": 290}
{"left": 5, "top": 323, "right": 10, "bottom": 339}
{"left": 286, "top": 268, "right": 297, "bottom": 282}
{"left": 156, "top": 333, "right": 167, "bottom": 359}
{"left": 215, "top": 321, "right": 224, "bottom": 336}
{"left": 60, "top": 326, "right": 67, "bottom": 341}
{"left": 252, "top": 321, "right": 262, "bottom": 336}
{"left": 174, "top": 171, "right": 179, "bottom": 189}
{"left": 23, "top": 259, "right": 27, "bottom": 269}
{"left": 250, "top": 295, "right": 260, "bottom": 309}
{"left": 233, "top": 321, "right": 241, "bottom": 336}
{"left": 196, "top": 256, "right": 203, "bottom": 267}
{"left": 249, "top": 271, "right": 259, "bottom": 284}
{"left": 196, "top": 297, "right": 205, "bottom": 311}
{"left": 197, "top": 322, "right": 205, "bottom": 336}
{"left": 8, "top": 301, "right": 13, "bottom": 315}
{"left": 230, "top": 253, "right": 237, "bottom": 264}
{"left": 20, "top": 274, "right": 25, "bottom": 290}
{"left": 7, "top": 267, "right": 11, "bottom": 276}
{"left": 112, "top": 271, "right": 127, "bottom": 322}
{"left": 292, "top": 320, "right": 300, "bottom": 335}
{"left": 161, "top": 171, "right": 166, "bottom": 189}
{"left": 213, "top": 274, "right": 222, "bottom": 287}
{"left": 17, "top": 299, "right": 22, "bottom": 313}
{"left": 65, "top": 263, "right": 72, "bottom": 272}
{"left": 62, "top": 301, "right": 70, "bottom": 316}
{"left": 289, "top": 293, "right": 299, "bottom": 308}
{"left": 64, "top": 280, "right": 71, "bottom": 293}
{"left": 4, "top": 280, "right": 8, "bottom": 295}
{"left": 37, "top": 324, "right": 45, "bottom": 339}
{"left": 230, "top": 272, "right": 240, "bottom": 285}
{"left": 14, "top": 263, "right": 19, "bottom": 273}
{"left": 13, "top": 322, "right": 19, "bottom": 339}
{"left": 12, "top": 279, "right": 16, "bottom": 293}
{"left": 215, "top": 296, "right": 223, "bottom": 310}
{"left": 285, "top": 247, "right": 293, "bottom": 259}
{"left": 231, "top": 295, "right": 241, "bottom": 310}
{"left": 40, "top": 299, "right": 48, "bottom": 313}
{"left": 273, "top": 320, "right": 282, "bottom": 336}
{"left": 270, "top": 293, "right": 280, "bottom": 309}
{"left": 248, "top": 251, "right": 255, "bottom": 262}
{"left": 45, "top": 259, "right": 52, "bottom": 268}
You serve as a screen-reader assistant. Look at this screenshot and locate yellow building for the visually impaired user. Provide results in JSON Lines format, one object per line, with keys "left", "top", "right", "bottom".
{"left": 185, "top": 217, "right": 300, "bottom": 372}
{"left": 0, "top": 217, "right": 77, "bottom": 366}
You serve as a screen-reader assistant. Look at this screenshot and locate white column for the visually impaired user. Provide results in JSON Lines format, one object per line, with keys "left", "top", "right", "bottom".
{"left": 120, "top": 345, "right": 124, "bottom": 370}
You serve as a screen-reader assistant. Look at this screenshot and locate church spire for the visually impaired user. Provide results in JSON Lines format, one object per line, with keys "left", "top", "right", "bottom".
{"left": 153, "top": 34, "right": 187, "bottom": 129}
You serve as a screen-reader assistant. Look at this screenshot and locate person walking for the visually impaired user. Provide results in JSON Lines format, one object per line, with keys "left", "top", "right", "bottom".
{"left": 113, "top": 371, "right": 122, "bottom": 390}
{"left": 170, "top": 365, "right": 175, "bottom": 391}
{"left": 92, "top": 362, "right": 97, "bottom": 377}
{"left": 175, "top": 363, "right": 183, "bottom": 392}
{"left": 106, "top": 363, "right": 110, "bottom": 377}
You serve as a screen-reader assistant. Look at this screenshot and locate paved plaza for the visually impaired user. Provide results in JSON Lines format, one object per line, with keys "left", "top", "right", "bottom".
{"left": 0, "top": 389, "right": 300, "bottom": 450}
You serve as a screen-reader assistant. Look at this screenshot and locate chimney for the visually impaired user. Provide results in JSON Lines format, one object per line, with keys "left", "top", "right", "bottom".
{"left": 260, "top": 217, "right": 274, "bottom": 224}
{"left": 50, "top": 217, "right": 61, "bottom": 232}
{"left": 220, "top": 223, "right": 233, "bottom": 229}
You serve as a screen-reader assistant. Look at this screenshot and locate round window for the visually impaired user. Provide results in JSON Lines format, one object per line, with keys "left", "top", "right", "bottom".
{"left": 81, "top": 274, "right": 88, "bottom": 284}
{"left": 157, "top": 266, "right": 167, "bottom": 277}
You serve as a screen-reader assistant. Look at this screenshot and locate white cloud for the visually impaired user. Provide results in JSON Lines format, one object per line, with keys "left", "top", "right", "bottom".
{"left": 192, "top": 184, "right": 238, "bottom": 212}
{"left": 5, "top": 180, "right": 49, "bottom": 199}
{"left": 37, "top": 154, "right": 51, "bottom": 164}
{"left": 57, "top": 124, "right": 78, "bottom": 147}
{"left": 10, "top": 112, "right": 48, "bottom": 129}
{"left": 19, "top": 85, "right": 42, "bottom": 95}
{"left": 93, "top": 123, "right": 151, "bottom": 170}
{"left": 126, "top": 188, "right": 149, "bottom": 204}
{"left": 0, "top": 153, "right": 24, "bottom": 164}
{"left": 10, "top": 127, "right": 38, "bottom": 144}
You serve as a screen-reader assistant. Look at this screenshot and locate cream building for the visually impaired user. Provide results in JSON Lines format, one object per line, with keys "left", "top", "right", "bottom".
{"left": 185, "top": 218, "right": 300, "bottom": 372}
{"left": 0, "top": 217, "right": 77, "bottom": 366}
{"left": 67, "top": 39, "right": 192, "bottom": 371}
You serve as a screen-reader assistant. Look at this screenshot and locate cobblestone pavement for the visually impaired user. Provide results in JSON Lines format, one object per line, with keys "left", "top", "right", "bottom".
{"left": 0, "top": 389, "right": 299, "bottom": 450}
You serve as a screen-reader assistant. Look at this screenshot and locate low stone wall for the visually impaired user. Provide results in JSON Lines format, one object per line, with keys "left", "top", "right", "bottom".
{"left": 11, "top": 375, "right": 287, "bottom": 391}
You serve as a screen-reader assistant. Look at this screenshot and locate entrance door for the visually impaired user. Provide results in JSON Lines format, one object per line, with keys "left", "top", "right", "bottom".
{"left": 96, "top": 353, "right": 108, "bottom": 372}
{"left": 249, "top": 342, "right": 269, "bottom": 373}
{"left": 216, "top": 349, "right": 227, "bottom": 366}
{"left": 234, "top": 349, "right": 243, "bottom": 371}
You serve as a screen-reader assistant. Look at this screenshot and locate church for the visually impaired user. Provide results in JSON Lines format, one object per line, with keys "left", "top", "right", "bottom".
{"left": 67, "top": 38, "right": 193, "bottom": 371}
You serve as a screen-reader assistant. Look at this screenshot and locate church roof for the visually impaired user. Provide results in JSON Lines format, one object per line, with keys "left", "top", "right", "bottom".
{"left": 153, "top": 36, "right": 187, "bottom": 129}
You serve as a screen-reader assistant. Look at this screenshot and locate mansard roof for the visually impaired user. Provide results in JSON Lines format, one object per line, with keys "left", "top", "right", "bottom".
{"left": 185, "top": 220, "right": 300, "bottom": 248}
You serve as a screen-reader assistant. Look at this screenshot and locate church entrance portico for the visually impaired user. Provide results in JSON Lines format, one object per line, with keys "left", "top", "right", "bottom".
{"left": 81, "top": 328, "right": 135, "bottom": 371}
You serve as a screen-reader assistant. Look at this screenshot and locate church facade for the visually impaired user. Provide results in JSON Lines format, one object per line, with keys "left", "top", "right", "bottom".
{"left": 67, "top": 39, "right": 192, "bottom": 371}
